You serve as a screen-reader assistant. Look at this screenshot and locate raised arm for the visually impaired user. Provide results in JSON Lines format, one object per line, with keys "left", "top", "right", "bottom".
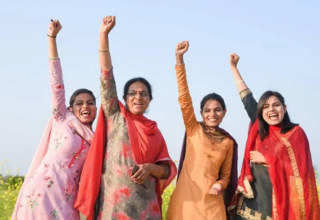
{"left": 230, "top": 53, "right": 257, "bottom": 123}
{"left": 175, "top": 41, "right": 197, "bottom": 133}
{"left": 99, "top": 16, "right": 119, "bottom": 118}
{"left": 48, "top": 20, "right": 67, "bottom": 120}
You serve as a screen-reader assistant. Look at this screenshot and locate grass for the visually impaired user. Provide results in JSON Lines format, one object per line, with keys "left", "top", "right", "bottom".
{"left": 1, "top": 162, "right": 319, "bottom": 220}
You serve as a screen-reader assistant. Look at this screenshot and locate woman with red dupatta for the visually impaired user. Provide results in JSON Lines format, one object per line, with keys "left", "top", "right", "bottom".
{"left": 228, "top": 53, "right": 320, "bottom": 220}
{"left": 74, "top": 16, "right": 177, "bottom": 220}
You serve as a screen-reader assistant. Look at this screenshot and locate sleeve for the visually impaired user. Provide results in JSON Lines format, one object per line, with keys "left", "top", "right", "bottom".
{"left": 217, "top": 139, "right": 234, "bottom": 191}
{"left": 239, "top": 88, "right": 258, "bottom": 123}
{"left": 175, "top": 64, "right": 198, "bottom": 134}
{"left": 49, "top": 59, "right": 67, "bottom": 120}
{"left": 155, "top": 161, "right": 170, "bottom": 179}
{"left": 100, "top": 68, "right": 120, "bottom": 118}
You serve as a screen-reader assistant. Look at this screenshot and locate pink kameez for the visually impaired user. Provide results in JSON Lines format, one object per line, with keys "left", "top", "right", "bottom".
{"left": 12, "top": 60, "right": 93, "bottom": 220}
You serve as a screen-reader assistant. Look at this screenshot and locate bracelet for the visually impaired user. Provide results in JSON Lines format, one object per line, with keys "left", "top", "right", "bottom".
{"left": 47, "top": 34, "right": 57, "bottom": 38}
{"left": 49, "top": 57, "right": 60, "bottom": 60}
{"left": 99, "top": 48, "right": 109, "bottom": 52}
{"left": 175, "top": 62, "right": 184, "bottom": 66}
{"left": 157, "top": 166, "right": 164, "bottom": 177}
{"left": 235, "top": 80, "right": 244, "bottom": 85}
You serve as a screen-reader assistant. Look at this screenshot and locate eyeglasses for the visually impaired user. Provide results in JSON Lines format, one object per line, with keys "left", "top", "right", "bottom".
{"left": 127, "top": 91, "right": 149, "bottom": 98}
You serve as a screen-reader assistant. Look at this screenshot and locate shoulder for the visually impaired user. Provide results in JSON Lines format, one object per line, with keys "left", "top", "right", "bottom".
{"left": 223, "top": 137, "right": 235, "bottom": 150}
{"left": 186, "top": 122, "right": 201, "bottom": 137}
{"left": 285, "top": 125, "right": 306, "bottom": 139}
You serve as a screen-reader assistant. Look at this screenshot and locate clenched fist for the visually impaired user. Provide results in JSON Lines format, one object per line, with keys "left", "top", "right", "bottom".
{"left": 48, "top": 20, "right": 62, "bottom": 37}
{"left": 230, "top": 53, "right": 240, "bottom": 68}
{"left": 100, "top": 16, "right": 116, "bottom": 35}
{"left": 176, "top": 40, "right": 189, "bottom": 57}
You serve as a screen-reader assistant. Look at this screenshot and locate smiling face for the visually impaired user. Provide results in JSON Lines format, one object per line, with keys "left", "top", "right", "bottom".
{"left": 200, "top": 99, "right": 226, "bottom": 128}
{"left": 262, "top": 95, "right": 286, "bottom": 126}
{"left": 125, "top": 81, "right": 151, "bottom": 115}
{"left": 69, "top": 93, "right": 97, "bottom": 126}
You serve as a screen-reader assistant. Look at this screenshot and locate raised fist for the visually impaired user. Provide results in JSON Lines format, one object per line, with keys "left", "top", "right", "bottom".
{"left": 176, "top": 40, "right": 189, "bottom": 57}
{"left": 230, "top": 53, "right": 240, "bottom": 68}
{"left": 100, "top": 16, "right": 116, "bottom": 35}
{"left": 48, "top": 20, "right": 62, "bottom": 37}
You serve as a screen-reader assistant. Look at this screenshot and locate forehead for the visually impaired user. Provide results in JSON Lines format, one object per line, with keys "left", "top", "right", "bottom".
{"left": 203, "top": 99, "right": 223, "bottom": 109}
{"left": 265, "top": 95, "right": 281, "bottom": 104}
{"left": 129, "top": 82, "right": 148, "bottom": 91}
{"left": 74, "top": 93, "right": 94, "bottom": 101}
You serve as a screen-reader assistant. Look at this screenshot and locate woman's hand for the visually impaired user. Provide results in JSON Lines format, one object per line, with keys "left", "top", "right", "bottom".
{"left": 250, "top": 151, "right": 266, "bottom": 163}
{"left": 48, "top": 20, "right": 62, "bottom": 37}
{"left": 131, "top": 164, "right": 152, "bottom": 185}
{"left": 100, "top": 16, "right": 116, "bottom": 36}
{"left": 209, "top": 183, "right": 222, "bottom": 195}
{"left": 175, "top": 40, "right": 189, "bottom": 65}
{"left": 230, "top": 53, "right": 240, "bottom": 68}
{"left": 176, "top": 40, "right": 189, "bottom": 57}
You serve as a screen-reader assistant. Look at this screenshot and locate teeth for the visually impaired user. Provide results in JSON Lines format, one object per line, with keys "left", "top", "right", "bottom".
{"left": 81, "top": 111, "right": 90, "bottom": 115}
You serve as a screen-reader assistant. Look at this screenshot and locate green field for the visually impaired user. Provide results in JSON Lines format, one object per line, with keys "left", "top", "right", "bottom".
{"left": 1, "top": 173, "right": 319, "bottom": 220}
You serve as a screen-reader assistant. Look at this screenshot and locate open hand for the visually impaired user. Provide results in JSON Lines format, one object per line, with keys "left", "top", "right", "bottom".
{"left": 250, "top": 151, "right": 266, "bottom": 164}
{"left": 176, "top": 40, "right": 189, "bottom": 57}
{"left": 100, "top": 16, "right": 116, "bottom": 35}
{"left": 230, "top": 53, "right": 240, "bottom": 68}
{"left": 48, "top": 20, "right": 62, "bottom": 37}
{"left": 209, "top": 183, "right": 222, "bottom": 195}
{"left": 131, "top": 164, "right": 151, "bottom": 185}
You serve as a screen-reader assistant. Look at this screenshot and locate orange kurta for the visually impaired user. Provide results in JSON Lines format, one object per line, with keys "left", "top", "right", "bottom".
{"left": 167, "top": 64, "right": 234, "bottom": 220}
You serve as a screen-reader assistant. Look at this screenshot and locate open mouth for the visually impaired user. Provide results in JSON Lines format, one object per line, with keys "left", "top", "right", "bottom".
{"left": 269, "top": 113, "right": 279, "bottom": 120}
{"left": 208, "top": 118, "right": 218, "bottom": 122}
{"left": 133, "top": 103, "right": 143, "bottom": 107}
{"left": 81, "top": 110, "right": 91, "bottom": 118}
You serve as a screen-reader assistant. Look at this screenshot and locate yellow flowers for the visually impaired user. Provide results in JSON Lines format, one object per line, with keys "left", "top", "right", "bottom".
{"left": 161, "top": 178, "right": 176, "bottom": 220}
{"left": 0, "top": 159, "right": 24, "bottom": 219}
{"left": 0, "top": 175, "right": 23, "bottom": 219}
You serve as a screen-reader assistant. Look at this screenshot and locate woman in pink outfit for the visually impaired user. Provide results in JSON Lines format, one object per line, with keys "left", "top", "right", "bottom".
{"left": 12, "top": 20, "right": 97, "bottom": 220}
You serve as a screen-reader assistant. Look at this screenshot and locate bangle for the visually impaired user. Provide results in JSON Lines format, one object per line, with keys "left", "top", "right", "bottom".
{"left": 49, "top": 57, "right": 60, "bottom": 60}
{"left": 99, "top": 48, "right": 109, "bottom": 52}
{"left": 47, "top": 34, "right": 57, "bottom": 38}
{"left": 158, "top": 166, "right": 164, "bottom": 177}
{"left": 235, "top": 80, "right": 244, "bottom": 85}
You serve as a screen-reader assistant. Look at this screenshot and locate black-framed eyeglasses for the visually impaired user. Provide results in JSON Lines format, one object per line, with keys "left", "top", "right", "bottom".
{"left": 127, "top": 91, "right": 149, "bottom": 98}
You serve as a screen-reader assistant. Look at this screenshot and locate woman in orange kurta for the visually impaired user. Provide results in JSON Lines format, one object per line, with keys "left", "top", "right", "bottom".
{"left": 167, "top": 41, "right": 237, "bottom": 220}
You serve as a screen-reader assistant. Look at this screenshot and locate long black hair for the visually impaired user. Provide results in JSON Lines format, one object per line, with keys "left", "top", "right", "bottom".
{"left": 257, "top": 91, "right": 297, "bottom": 140}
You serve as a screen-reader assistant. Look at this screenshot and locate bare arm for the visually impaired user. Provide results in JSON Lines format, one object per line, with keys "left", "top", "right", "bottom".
{"left": 230, "top": 53, "right": 257, "bottom": 122}
{"left": 48, "top": 20, "right": 59, "bottom": 59}
{"left": 99, "top": 16, "right": 120, "bottom": 118}
{"left": 230, "top": 53, "right": 248, "bottom": 93}
{"left": 99, "top": 16, "right": 115, "bottom": 72}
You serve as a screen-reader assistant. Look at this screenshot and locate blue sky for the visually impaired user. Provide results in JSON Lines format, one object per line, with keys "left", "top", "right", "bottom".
{"left": 1, "top": 0, "right": 320, "bottom": 175}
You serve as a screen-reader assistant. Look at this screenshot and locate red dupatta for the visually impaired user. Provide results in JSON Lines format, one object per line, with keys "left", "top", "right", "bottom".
{"left": 229, "top": 120, "right": 320, "bottom": 219}
{"left": 74, "top": 102, "right": 177, "bottom": 220}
